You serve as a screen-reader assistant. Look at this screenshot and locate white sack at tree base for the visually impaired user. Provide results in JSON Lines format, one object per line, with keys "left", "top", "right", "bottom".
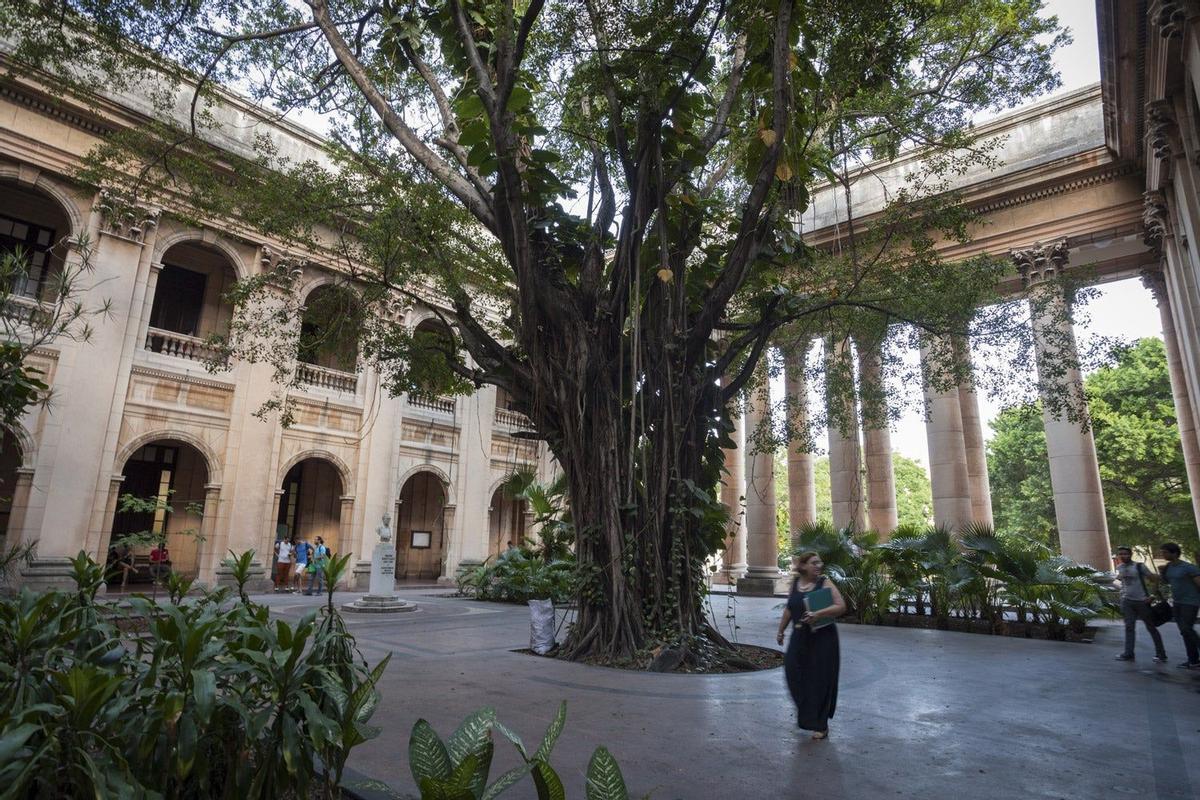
{"left": 529, "top": 598, "right": 555, "bottom": 655}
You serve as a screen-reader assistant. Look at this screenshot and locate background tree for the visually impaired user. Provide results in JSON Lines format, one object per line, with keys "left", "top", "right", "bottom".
{"left": 2, "top": 0, "right": 1067, "bottom": 663}
{"left": 987, "top": 337, "right": 1196, "bottom": 551}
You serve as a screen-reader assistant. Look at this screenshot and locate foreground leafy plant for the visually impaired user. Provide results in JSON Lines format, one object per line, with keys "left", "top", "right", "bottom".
{"left": 410, "top": 702, "right": 628, "bottom": 800}
{"left": 0, "top": 550, "right": 388, "bottom": 799}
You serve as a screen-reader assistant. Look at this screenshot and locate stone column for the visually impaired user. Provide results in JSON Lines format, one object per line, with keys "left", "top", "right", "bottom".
{"left": 6, "top": 468, "right": 34, "bottom": 549}
{"left": 1012, "top": 241, "right": 1112, "bottom": 568}
{"left": 718, "top": 398, "right": 747, "bottom": 582}
{"left": 920, "top": 337, "right": 973, "bottom": 531}
{"left": 1142, "top": 266, "right": 1200, "bottom": 530}
{"left": 826, "top": 338, "right": 866, "bottom": 531}
{"left": 858, "top": 342, "right": 898, "bottom": 535}
{"left": 954, "top": 337, "right": 994, "bottom": 527}
{"left": 783, "top": 347, "right": 817, "bottom": 533}
{"left": 738, "top": 382, "right": 783, "bottom": 595}
{"left": 196, "top": 484, "right": 223, "bottom": 585}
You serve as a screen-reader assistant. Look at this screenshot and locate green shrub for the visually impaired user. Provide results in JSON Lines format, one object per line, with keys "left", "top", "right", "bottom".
{"left": 0, "top": 550, "right": 388, "bottom": 799}
{"left": 457, "top": 548, "right": 577, "bottom": 604}
{"left": 410, "top": 702, "right": 629, "bottom": 800}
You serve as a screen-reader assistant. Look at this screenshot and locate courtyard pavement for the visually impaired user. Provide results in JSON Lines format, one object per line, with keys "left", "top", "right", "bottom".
{"left": 259, "top": 589, "right": 1200, "bottom": 800}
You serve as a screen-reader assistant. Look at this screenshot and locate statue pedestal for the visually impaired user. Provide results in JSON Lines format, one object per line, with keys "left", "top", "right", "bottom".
{"left": 342, "top": 542, "right": 416, "bottom": 614}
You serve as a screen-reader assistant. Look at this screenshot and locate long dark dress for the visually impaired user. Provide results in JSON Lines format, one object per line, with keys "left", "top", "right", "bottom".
{"left": 784, "top": 575, "right": 840, "bottom": 733}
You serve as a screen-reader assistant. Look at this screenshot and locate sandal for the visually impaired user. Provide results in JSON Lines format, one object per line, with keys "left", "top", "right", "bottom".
{"left": 811, "top": 730, "right": 829, "bottom": 740}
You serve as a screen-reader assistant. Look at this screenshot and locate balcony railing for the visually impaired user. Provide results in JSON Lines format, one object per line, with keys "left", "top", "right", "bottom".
{"left": 145, "top": 327, "right": 228, "bottom": 368}
{"left": 296, "top": 361, "right": 358, "bottom": 393}
{"left": 408, "top": 394, "right": 456, "bottom": 414}
{"left": 494, "top": 407, "right": 532, "bottom": 428}
{"left": 3, "top": 294, "right": 44, "bottom": 328}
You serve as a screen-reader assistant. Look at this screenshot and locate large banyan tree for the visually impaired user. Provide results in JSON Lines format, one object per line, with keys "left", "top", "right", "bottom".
{"left": 1, "top": 0, "right": 1068, "bottom": 662}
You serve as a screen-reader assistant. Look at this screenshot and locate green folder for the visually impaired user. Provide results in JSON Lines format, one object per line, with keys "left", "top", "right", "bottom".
{"left": 804, "top": 587, "right": 835, "bottom": 629}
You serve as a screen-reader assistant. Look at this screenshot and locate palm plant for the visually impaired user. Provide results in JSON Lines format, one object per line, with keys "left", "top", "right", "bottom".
{"left": 501, "top": 471, "right": 574, "bottom": 563}
{"left": 878, "top": 525, "right": 960, "bottom": 627}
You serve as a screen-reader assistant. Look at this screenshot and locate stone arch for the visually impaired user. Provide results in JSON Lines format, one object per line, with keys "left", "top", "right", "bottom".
{"left": 152, "top": 229, "right": 250, "bottom": 280}
{"left": 2, "top": 422, "right": 37, "bottom": 470}
{"left": 397, "top": 463, "right": 451, "bottom": 496}
{"left": 278, "top": 448, "right": 353, "bottom": 492}
{"left": 115, "top": 429, "right": 223, "bottom": 486}
{"left": 0, "top": 167, "right": 85, "bottom": 236}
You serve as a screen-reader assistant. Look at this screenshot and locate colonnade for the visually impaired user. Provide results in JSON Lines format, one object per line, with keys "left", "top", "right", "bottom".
{"left": 719, "top": 240, "right": 1143, "bottom": 592}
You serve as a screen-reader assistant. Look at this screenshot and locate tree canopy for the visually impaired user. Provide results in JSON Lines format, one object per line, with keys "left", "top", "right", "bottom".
{"left": 1, "top": 0, "right": 1069, "bottom": 663}
{"left": 987, "top": 337, "right": 1197, "bottom": 551}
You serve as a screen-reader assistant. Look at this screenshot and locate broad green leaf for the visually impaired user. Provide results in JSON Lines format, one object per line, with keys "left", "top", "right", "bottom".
{"left": 446, "top": 706, "right": 495, "bottom": 766}
{"left": 530, "top": 760, "right": 566, "bottom": 800}
{"left": 584, "top": 747, "right": 628, "bottom": 800}
{"left": 480, "top": 763, "right": 532, "bottom": 800}
{"left": 410, "top": 719, "right": 453, "bottom": 785}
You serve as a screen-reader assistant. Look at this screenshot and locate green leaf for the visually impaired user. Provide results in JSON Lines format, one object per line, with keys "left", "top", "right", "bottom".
{"left": 191, "top": 668, "right": 215, "bottom": 724}
{"left": 533, "top": 701, "right": 566, "bottom": 763}
{"left": 584, "top": 747, "right": 628, "bottom": 800}
{"left": 480, "top": 763, "right": 532, "bottom": 800}
{"left": 530, "top": 760, "right": 566, "bottom": 800}
{"left": 506, "top": 85, "right": 532, "bottom": 113}
{"left": 458, "top": 120, "right": 490, "bottom": 148}
{"left": 410, "top": 719, "right": 453, "bottom": 785}
{"left": 446, "top": 706, "right": 495, "bottom": 766}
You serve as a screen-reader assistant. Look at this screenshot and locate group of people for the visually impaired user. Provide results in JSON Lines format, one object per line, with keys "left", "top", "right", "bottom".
{"left": 273, "top": 535, "right": 330, "bottom": 595}
{"left": 1114, "top": 542, "right": 1200, "bottom": 668}
{"left": 105, "top": 541, "right": 171, "bottom": 589}
{"left": 775, "top": 541, "right": 1200, "bottom": 741}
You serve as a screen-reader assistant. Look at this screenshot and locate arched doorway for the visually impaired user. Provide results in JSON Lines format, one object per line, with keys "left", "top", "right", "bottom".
{"left": 488, "top": 487, "right": 528, "bottom": 557}
{"left": 396, "top": 471, "right": 447, "bottom": 580}
{"left": 108, "top": 439, "right": 209, "bottom": 583}
{"left": 0, "top": 181, "right": 73, "bottom": 303}
{"left": 276, "top": 457, "right": 345, "bottom": 555}
{"left": 0, "top": 429, "right": 23, "bottom": 550}
{"left": 145, "top": 242, "right": 237, "bottom": 364}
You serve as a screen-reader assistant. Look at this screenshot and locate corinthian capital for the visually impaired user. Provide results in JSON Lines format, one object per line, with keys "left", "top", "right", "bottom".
{"left": 96, "top": 189, "right": 160, "bottom": 243}
{"left": 1150, "top": 0, "right": 1200, "bottom": 39}
{"left": 1140, "top": 266, "right": 1169, "bottom": 305}
{"left": 1144, "top": 190, "right": 1170, "bottom": 246}
{"left": 1146, "top": 100, "right": 1179, "bottom": 161}
{"left": 1010, "top": 240, "right": 1069, "bottom": 288}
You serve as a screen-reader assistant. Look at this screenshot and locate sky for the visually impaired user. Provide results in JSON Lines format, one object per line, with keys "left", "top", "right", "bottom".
{"left": 772, "top": 0, "right": 1167, "bottom": 473}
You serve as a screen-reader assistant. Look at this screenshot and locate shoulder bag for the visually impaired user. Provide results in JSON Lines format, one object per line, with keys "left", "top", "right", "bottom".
{"left": 1138, "top": 563, "right": 1173, "bottom": 627}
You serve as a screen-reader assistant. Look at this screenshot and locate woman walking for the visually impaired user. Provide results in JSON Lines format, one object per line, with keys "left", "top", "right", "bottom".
{"left": 776, "top": 552, "right": 846, "bottom": 740}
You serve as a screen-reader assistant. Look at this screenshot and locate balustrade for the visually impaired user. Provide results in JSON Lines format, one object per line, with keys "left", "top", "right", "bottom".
{"left": 295, "top": 361, "right": 358, "bottom": 393}
{"left": 144, "top": 327, "right": 229, "bottom": 368}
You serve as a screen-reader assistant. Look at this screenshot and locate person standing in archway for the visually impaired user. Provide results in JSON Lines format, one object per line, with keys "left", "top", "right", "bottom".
{"left": 274, "top": 537, "right": 293, "bottom": 592}
{"left": 776, "top": 552, "right": 846, "bottom": 740}
{"left": 292, "top": 536, "right": 310, "bottom": 592}
{"left": 304, "top": 537, "right": 328, "bottom": 596}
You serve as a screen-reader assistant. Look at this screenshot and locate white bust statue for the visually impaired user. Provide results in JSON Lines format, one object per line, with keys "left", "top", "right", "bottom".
{"left": 377, "top": 512, "right": 393, "bottom": 543}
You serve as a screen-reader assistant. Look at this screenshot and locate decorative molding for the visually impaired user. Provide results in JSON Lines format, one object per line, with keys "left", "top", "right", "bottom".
{"left": 128, "top": 364, "right": 236, "bottom": 392}
{"left": 1143, "top": 190, "right": 1171, "bottom": 246}
{"left": 1149, "top": 0, "right": 1200, "bottom": 39}
{"left": 96, "top": 189, "right": 160, "bottom": 243}
{"left": 970, "top": 162, "right": 1139, "bottom": 215}
{"left": 260, "top": 245, "right": 307, "bottom": 287}
{"left": 1145, "top": 100, "right": 1179, "bottom": 162}
{"left": 1011, "top": 240, "right": 1070, "bottom": 288}
{"left": 0, "top": 83, "right": 113, "bottom": 136}
{"left": 1140, "top": 266, "right": 1169, "bottom": 304}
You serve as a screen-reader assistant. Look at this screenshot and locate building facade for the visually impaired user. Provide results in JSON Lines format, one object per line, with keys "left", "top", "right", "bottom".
{"left": 0, "top": 68, "right": 551, "bottom": 590}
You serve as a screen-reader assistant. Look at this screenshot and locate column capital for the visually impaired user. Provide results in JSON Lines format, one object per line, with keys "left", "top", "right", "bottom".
{"left": 1011, "top": 240, "right": 1069, "bottom": 289}
{"left": 1145, "top": 99, "right": 1180, "bottom": 161}
{"left": 95, "top": 188, "right": 160, "bottom": 244}
{"left": 1149, "top": 1, "right": 1200, "bottom": 39}
{"left": 1140, "top": 266, "right": 1169, "bottom": 305}
{"left": 1143, "top": 190, "right": 1171, "bottom": 247}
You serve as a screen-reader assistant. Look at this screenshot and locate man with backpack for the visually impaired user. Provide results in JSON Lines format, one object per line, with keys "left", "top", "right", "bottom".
{"left": 1158, "top": 542, "right": 1200, "bottom": 669}
{"left": 1113, "top": 546, "right": 1167, "bottom": 663}
{"left": 304, "top": 536, "right": 329, "bottom": 596}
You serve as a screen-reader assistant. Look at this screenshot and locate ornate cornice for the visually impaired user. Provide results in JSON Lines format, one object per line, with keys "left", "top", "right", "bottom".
{"left": 1011, "top": 240, "right": 1069, "bottom": 288}
{"left": 259, "top": 245, "right": 306, "bottom": 288}
{"left": 129, "top": 364, "right": 236, "bottom": 392}
{"left": 0, "top": 83, "right": 112, "bottom": 137}
{"left": 970, "top": 162, "right": 1138, "bottom": 215}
